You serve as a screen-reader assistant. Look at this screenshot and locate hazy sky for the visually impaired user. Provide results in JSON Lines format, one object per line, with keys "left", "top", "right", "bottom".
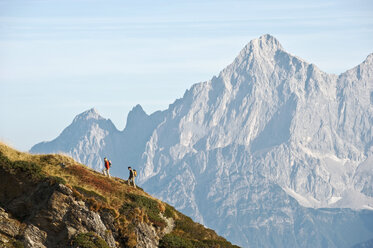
{"left": 1, "top": 0, "right": 373, "bottom": 151}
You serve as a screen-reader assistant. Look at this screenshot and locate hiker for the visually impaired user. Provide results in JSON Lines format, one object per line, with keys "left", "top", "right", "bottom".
{"left": 127, "top": 166, "right": 136, "bottom": 188}
{"left": 102, "top": 157, "right": 111, "bottom": 177}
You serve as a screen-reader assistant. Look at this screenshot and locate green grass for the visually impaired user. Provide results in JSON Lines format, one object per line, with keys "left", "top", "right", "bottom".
{"left": 122, "top": 193, "right": 167, "bottom": 229}
{"left": 160, "top": 233, "right": 241, "bottom": 248}
{"left": 71, "top": 232, "right": 110, "bottom": 248}
{"left": 12, "top": 240, "right": 25, "bottom": 248}
{"left": 49, "top": 176, "right": 67, "bottom": 185}
{"left": 0, "top": 152, "right": 45, "bottom": 182}
{"left": 164, "top": 204, "right": 177, "bottom": 219}
{"left": 159, "top": 234, "right": 193, "bottom": 248}
{"left": 74, "top": 186, "right": 107, "bottom": 203}
{"left": 163, "top": 213, "right": 241, "bottom": 248}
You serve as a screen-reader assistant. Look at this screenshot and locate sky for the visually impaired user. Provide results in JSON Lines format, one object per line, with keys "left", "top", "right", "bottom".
{"left": 0, "top": 0, "right": 372, "bottom": 151}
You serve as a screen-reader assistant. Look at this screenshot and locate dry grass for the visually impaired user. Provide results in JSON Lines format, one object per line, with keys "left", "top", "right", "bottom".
{"left": 0, "top": 142, "right": 160, "bottom": 210}
{"left": 0, "top": 142, "right": 35, "bottom": 162}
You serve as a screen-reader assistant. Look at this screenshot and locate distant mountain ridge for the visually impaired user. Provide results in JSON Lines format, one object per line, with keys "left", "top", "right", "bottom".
{"left": 31, "top": 34, "right": 373, "bottom": 247}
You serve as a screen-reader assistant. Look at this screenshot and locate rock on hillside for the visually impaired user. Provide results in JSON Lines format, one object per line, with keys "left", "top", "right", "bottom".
{"left": 1, "top": 143, "right": 239, "bottom": 248}
{"left": 0, "top": 183, "right": 116, "bottom": 248}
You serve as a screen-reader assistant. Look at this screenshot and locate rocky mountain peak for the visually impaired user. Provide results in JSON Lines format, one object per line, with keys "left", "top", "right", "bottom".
{"left": 125, "top": 104, "right": 148, "bottom": 129}
{"left": 73, "top": 108, "right": 103, "bottom": 123}
{"left": 240, "top": 34, "right": 283, "bottom": 59}
{"left": 219, "top": 34, "right": 293, "bottom": 81}
{"left": 252, "top": 34, "right": 282, "bottom": 50}
{"left": 361, "top": 53, "right": 373, "bottom": 71}
{"left": 365, "top": 52, "right": 373, "bottom": 62}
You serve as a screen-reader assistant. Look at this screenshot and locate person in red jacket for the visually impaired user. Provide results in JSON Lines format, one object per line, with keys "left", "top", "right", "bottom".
{"left": 102, "top": 157, "right": 111, "bottom": 177}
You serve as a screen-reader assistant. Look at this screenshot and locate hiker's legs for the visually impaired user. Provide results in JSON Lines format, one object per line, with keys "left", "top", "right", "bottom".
{"left": 103, "top": 168, "right": 110, "bottom": 177}
{"left": 127, "top": 177, "right": 135, "bottom": 187}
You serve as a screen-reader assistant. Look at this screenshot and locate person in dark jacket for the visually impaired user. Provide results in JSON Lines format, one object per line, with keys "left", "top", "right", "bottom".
{"left": 127, "top": 166, "right": 136, "bottom": 188}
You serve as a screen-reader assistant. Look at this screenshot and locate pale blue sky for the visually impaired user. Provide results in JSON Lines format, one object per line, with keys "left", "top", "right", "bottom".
{"left": 1, "top": 0, "right": 372, "bottom": 151}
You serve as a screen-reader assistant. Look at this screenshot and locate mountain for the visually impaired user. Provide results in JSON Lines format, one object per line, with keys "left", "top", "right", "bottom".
{"left": 31, "top": 108, "right": 120, "bottom": 171}
{"left": 30, "top": 34, "right": 373, "bottom": 247}
{"left": 31, "top": 106, "right": 165, "bottom": 177}
{"left": 0, "top": 142, "right": 239, "bottom": 248}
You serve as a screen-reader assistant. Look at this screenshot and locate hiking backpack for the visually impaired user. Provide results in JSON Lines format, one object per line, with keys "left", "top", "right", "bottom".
{"left": 133, "top": 169, "right": 137, "bottom": 177}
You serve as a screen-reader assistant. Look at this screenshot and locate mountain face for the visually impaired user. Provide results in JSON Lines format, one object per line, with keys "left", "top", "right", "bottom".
{"left": 31, "top": 108, "right": 120, "bottom": 171}
{"left": 31, "top": 34, "right": 373, "bottom": 247}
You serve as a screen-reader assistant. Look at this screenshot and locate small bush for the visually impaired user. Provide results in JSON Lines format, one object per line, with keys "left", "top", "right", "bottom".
{"left": 39, "top": 154, "right": 58, "bottom": 165}
{"left": 0, "top": 152, "right": 45, "bottom": 182}
{"left": 87, "top": 198, "right": 102, "bottom": 212}
{"left": 164, "top": 204, "right": 176, "bottom": 219}
{"left": 13, "top": 160, "right": 42, "bottom": 176}
{"left": 126, "top": 231, "right": 137, "bottom": 248}
{"left": 171, "top": 216, "right": 240, "bottom": 248}
{"left": 127, "top": 194, "right": 159, "bottom": 211}
{"left": 147, "top": 210, "right": 167, "bottom": 229}
{"left": 119, "top": 202, "right": 136, "bottom": 216}
{"left": 0, "top": 152, "right": 11, "bottom": 168}
{"left": 65, "top": 165, "right": 115, "bottom": 194}
{"left": 49, "top": 176, "right": 66, "bottom": 185}
{"left": 174, "top": 217, "right": 205, "bottom": 240}
{"left": 74, "top": 186, "right": 107, "bottom": 203}
{"left": 125, "top": 194, "right": 166, "bottom": 229}
{"left": 193, "top": 239, "right": 241, "bottom": 248}
{"left": 11, "top": 239, "right": 24, "bottom": 248}
{"left": 71, "top": 232, "right": 110, "bottom": 248}
{"left": 159, "top": 234, "right": 193, "bottom": 248}
{"left": 72, "top": 187, "right": 84, "bottom": 200}
{"left": 101, "top": 206, "right": 120, "bottom": 219}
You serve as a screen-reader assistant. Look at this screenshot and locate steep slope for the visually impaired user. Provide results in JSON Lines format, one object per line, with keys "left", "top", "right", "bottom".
{"left": 30, "top": 34, "right": 373, "bottom": 247}
{"left": 1, "top": 142, "right": 239, "bottom": 248}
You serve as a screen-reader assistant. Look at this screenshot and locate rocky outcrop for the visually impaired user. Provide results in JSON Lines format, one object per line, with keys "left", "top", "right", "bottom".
{"left": 0, "top": 178, "right": 178, "bottom": 248}
{"left": 0, "top": 178, "right": 117, "bottom": 248}
{"left": 134, "top": 214, "right": 174, "bottom": 248}
{"left": 135, "top": 222, "right": 159, "bottom": 248}
{"left": 0, "top": 207, "right": 22, "bottom": 246}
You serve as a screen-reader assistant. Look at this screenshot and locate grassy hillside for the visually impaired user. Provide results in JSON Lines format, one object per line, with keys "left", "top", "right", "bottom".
{"left": 0, "top": 142, "right": 240, "bottom": 248}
